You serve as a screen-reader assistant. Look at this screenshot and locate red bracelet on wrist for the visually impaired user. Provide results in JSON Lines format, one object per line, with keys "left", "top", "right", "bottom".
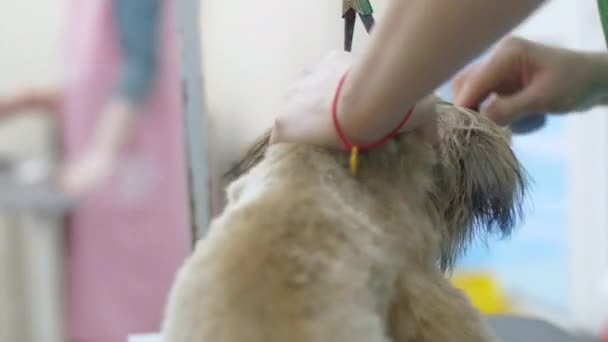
{"left": 332, "top": 70, "right": 415, "bottom": 176}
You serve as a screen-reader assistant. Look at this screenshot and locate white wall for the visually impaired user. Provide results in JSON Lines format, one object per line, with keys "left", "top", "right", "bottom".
{"left": 0, "top": 0, "right": 67, "bottom": 158}
{"left": 0, "top": 1, "right": 66, "bottom": 89}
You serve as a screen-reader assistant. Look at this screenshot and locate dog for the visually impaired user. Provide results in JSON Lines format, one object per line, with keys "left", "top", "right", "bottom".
{"left": 161, "top": 94, "right": 528, "bottom": 342}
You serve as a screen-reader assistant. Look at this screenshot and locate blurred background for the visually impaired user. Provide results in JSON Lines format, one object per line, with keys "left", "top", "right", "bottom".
{"left": 1, "top": 0, "right": 607, "bottom": 341}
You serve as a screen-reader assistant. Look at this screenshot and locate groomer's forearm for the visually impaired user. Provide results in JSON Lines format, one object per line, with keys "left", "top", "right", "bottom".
{"left": 586, "top": 52, "right": 608, "bottom": 108}
{"left": 341, "top": 0, "right": 545, "bottom": 144}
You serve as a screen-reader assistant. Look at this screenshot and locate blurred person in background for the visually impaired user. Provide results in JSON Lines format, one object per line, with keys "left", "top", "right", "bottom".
{"left": 0, "top": 0, "right": 190, "bottom": 341}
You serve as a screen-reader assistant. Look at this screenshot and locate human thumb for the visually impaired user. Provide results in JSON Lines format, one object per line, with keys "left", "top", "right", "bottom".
{"left": 482, "top": 86, "right": 544, "bottom": 126}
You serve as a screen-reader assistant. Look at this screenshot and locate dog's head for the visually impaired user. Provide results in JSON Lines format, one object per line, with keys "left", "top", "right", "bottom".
{"left": 432, "top": 101, "right": 527, "bottom": 269}
{"left": 225, "top": 96, "right": 528, "bottom": 270}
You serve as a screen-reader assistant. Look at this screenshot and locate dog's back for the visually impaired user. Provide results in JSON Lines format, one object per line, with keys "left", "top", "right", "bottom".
{"left": 162, "top": 135, "right": 443, "bottom": 342}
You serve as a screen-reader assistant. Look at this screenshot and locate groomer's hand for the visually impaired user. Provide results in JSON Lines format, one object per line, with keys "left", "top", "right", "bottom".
{"left": 453, "top": 36, "right": 608, "bottom": 126}
{"left": 270, "top": 51, "right": 438, "bottom": 149}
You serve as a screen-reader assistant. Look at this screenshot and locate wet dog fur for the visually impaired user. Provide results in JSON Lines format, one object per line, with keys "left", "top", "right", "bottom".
{"left": 161, "top": 95, "right": 527, "bottom": 342}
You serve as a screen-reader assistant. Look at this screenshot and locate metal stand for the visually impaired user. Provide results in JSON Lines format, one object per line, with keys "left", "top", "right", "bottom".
{"left": 176, "top": 0, "right": 211, "bottom": 241}
{"left": 0, "top": 161, "right": 72, "bottom": 342}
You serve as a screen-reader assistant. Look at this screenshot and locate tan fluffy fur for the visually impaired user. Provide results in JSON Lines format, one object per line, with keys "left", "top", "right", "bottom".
{"left": 161, "top": 95, "right": 527, "bottom": 342}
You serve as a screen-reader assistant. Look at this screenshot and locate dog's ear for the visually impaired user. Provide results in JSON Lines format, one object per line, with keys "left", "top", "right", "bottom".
{"left": 434, "top": 103, "right": 528, "bottom": 269}
{"left": 224, "top": 129, "right": 272, "bottom": 182}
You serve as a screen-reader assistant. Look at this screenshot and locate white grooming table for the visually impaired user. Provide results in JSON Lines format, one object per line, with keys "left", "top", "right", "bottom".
{"left": 129, "top": 334, "right": 162, "bottom": 342}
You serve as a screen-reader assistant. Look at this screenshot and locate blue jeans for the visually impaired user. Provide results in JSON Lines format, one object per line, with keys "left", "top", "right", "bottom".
{"left": 114, "top": 0, "right": 162, "bottom": 105}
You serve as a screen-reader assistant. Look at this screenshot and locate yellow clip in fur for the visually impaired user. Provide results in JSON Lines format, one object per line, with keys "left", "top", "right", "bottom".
{"left": 350, "top": 146, "right": 359, "bottom": 176}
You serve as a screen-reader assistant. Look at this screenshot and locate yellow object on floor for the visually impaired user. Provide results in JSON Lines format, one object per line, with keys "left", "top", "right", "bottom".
{"left": 451, "top": 272, "right": 513, "bottom": 314}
